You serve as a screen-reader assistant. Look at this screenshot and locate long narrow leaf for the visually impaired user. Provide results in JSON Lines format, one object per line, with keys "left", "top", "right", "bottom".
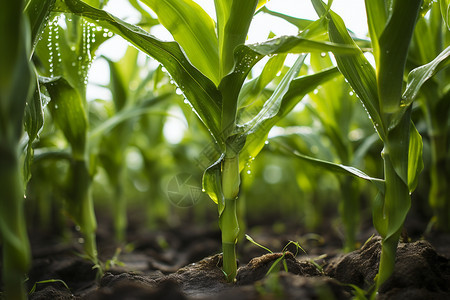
{"left": 312, "top": 0, "right": 386, "bottom": 141}
{"left": 377, "top": 0, "right": 421, "bottom": 113}
{"left": 140, "top": 0, "right": 220, "bottom": 85}
{"left": 403, "top": 46, "right": 450, "bottom": 103}
{"left": 271, "top": 137, "right": 385, "bottom": 193}
{"left": 238, "top": 63, "right": 340, "bottom": 168}
{"left": 55, "top": 0, "right": 224, "bottom": 144}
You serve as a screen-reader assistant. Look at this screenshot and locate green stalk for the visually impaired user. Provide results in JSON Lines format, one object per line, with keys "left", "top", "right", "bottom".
{"left": 429, "top": 132, "right": 449, "bottom": 231}
{"left": 220, "top": 152, "right": 240, "bottom": 282}
{"left": 0, "top": 147, "right": 31, "bottom": 300}
{"left": 113, "top": 175, "right": 126, "bottom": 242}
{"left": 340, "top": 177, "right": 359, "bottom": 252}
{"left": 376, "top": 152, "right": 410, "bottom": 289}
{"left": 70, "top": 159, "right": 98, "bottom": 265}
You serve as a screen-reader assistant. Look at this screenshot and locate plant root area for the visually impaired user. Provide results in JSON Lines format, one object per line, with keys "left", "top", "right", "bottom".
{"left": 2, "top": 212, "right": 450, "bottom": 300}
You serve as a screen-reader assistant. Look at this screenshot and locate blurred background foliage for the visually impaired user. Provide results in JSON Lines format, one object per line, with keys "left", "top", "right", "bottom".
{"left": 23, "top": 0, "right": 449, "bottom": 252}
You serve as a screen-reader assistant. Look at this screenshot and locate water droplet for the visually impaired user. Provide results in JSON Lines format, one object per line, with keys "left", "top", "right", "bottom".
{"left": 320, "top": 52, "right": 326, "bottom": 58}
{"left": 247, "top": 170, "right": 251, "bottom": 174}
{"left": 313, "top": 89, "right": 319, "bottom": 95}
{"left": 349, "top": 91, "right": 354, "bottom": 96}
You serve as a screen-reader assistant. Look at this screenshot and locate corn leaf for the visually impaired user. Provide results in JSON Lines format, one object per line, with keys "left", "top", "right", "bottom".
{"left": 42, "top": 76, "right": 87, "bottom": 159}
{"left": 364, "top": 0, "right": 387, "bottom": 66}
{"left": 24, "top": 76, "right": 44, "bottom": 145}
{"left": 24, "top": 0, "right": 56, "bottom": 53}
{"left": 238, "top": 54, "right": 287, "bottom": 109}
{"left": 214, "top": 0, "right": 258, "bottom": 78}
{"left": 238, "top": 61, "right": 340, "bottom": 169}
{"left": 246, "top": 35, "right": 359, "bottom": 56}
{"left": 218, "top": 34, "right": 358, "bottom": 139}
{"left": 407, "top": 123, "right": 423, "bottom": 193}
{"left": 312, "top": 0, "right": 386, "bottom": 142}
{"left": 258, "top": 6, "right": 315, "bottom": 31}
{"left": 271, "top": 137, "right": 385, "bottom": 193}
{"left": 54, "top": 0, "right": 224, "bottom": 144}
{"left": 441, "top": 0, "right": 450, "bottom": 30}
{"left": 89, "top": 94, "right": 171, "bottom": 143}
{"left": 139, "top": 0, "right": 220, "bottom": 85}
{"left": 23, "top": 76, "right": 45, "bottom": 182}
{"left": 403, "top": 46, "right": 450, "bottom": 103}
{"left": 203, "top": 153, "right": 225, "bottom": 215}
{"left": 377, "top": 0, "right": 421, "bottom": 113}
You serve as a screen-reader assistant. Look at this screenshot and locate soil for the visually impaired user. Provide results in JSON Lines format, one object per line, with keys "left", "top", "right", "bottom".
{"left": 1, "top": 209, "right": 450, "bottom": 300}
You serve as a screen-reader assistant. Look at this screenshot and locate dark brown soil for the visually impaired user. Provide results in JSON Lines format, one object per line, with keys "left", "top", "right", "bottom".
{"left": 1, "top": 207, "right": 450, "bottom": 299}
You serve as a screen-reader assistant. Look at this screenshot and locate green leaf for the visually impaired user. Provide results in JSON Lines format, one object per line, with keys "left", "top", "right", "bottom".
{"left": 238, "top": 54, "right": 287, "bottom": 109}
{"left": 24, "top": 0, "right": 56, "bottom": 53}
{"left": 364, "top": 0, "right": 387, "bottom": 66}
{"left": 24, "top": 74, "right": 44, "bottom": 144}
{"left": 312, "top": 0, "right": 386, "bottom": 142}
{"left": 377, "top": 0, "right": 421, "bottom": 113}
{"left": 88, "top": 94, "right": 171, "bottom": 143}
{"left": 407, "top": 123, "right": 423, "bottom": 193}
{"left": 440, "top": 0, "right": 450, "bottom": 30}
{"left": 55, "top": 0, "right": 224, "bottom": 144}
{"left": 258, "top": 6, "right": 315, "bottom": 31}
{"left": 202, "top": 154, "right": 225, "bottom": 215}
{"left": 238, "top": 59, "right": 340, "bottom": 169}
{"left": 214, "top": 0, "right": 258, "bottom": 78}
{"left": 42, "top": 76, "right": 88, "bottom": 159}
{"left": 140, "top": 0, "right": 220, "bottom": 85}
{"left": 246, "top": 35, "right": 360, "bottom": 56}
{"left": 103, "top": 56, "right": 128, "bottom": 111}
{"left": 23, "top": 75, "right": 45, "bottom": 183}
{"left": 271, "top": 137, "right": 385, "bottom": 193}
{"left": 403, "top": 46, "right": 450, "bottom": 103}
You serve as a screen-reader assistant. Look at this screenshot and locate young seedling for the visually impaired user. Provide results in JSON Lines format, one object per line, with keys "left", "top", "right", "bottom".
{"left": 55, "top": 0, "right": 359, "bottom": 282}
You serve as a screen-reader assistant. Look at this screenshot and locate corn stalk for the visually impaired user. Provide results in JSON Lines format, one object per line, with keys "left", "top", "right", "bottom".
{"left": 312, "top": 0, "right": 423, "bottom": 290}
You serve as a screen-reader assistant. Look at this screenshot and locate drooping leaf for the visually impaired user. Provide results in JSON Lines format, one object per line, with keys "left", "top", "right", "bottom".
{"left": 271, "top": 137, "right": 385, "bottom": 193}
{"left": 312, "top": 0, "right": 386, "bottom": 142}
{"left": 403, "top": 46, "right": 450, "bottom": 103}
{"left": 202, "top": 154, "right": 225, "bottom": 215}
{"left": 55, "top": 0, "right": 224, "bottom": 144}
{"left": 238, "top": 59, "right": 340, "bottom": 169}
{"left": 258, "top": 6, "right": 315, "bottom": 31}
{"left": 41, "top": 76, "right": 87, "bottom": 159}
{"left": 139, "top": 0, "right": 220, "bottom": 85}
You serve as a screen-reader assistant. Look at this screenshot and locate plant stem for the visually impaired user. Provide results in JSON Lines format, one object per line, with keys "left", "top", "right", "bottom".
{"left": 429, "top": 133, "right": 449, "bottom": 231}
{"left": 220, "top": 153, "right": 240, "bottom": 282}
{"left": 70, "top": 159, "right": 98, "bottom": 265}
{"left": 0, "top": 147, "right": 31, "bottom": 300}
{"left": 340, "top": 177, "right": 359, "bottom": 252}
{"left": 376, "top": 153, "right": 410, "bottom": 289}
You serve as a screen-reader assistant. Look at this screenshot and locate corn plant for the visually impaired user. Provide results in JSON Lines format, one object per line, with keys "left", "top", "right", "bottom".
{"left": 311, "top": 0, "right": 424, "bottom": 289}
{"left": 0, "top": 0, "right": 55, "bottom": 297}
{"left": 404, "top": 2, "right": 450, "bottom": 232}
{"left": 52, "top": 0, "right": 362, "bottom": 281}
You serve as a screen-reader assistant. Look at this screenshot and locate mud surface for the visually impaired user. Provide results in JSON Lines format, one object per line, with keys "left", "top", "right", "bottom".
{"left": 1, "top": 215, "right": 450, "bottom": 299}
